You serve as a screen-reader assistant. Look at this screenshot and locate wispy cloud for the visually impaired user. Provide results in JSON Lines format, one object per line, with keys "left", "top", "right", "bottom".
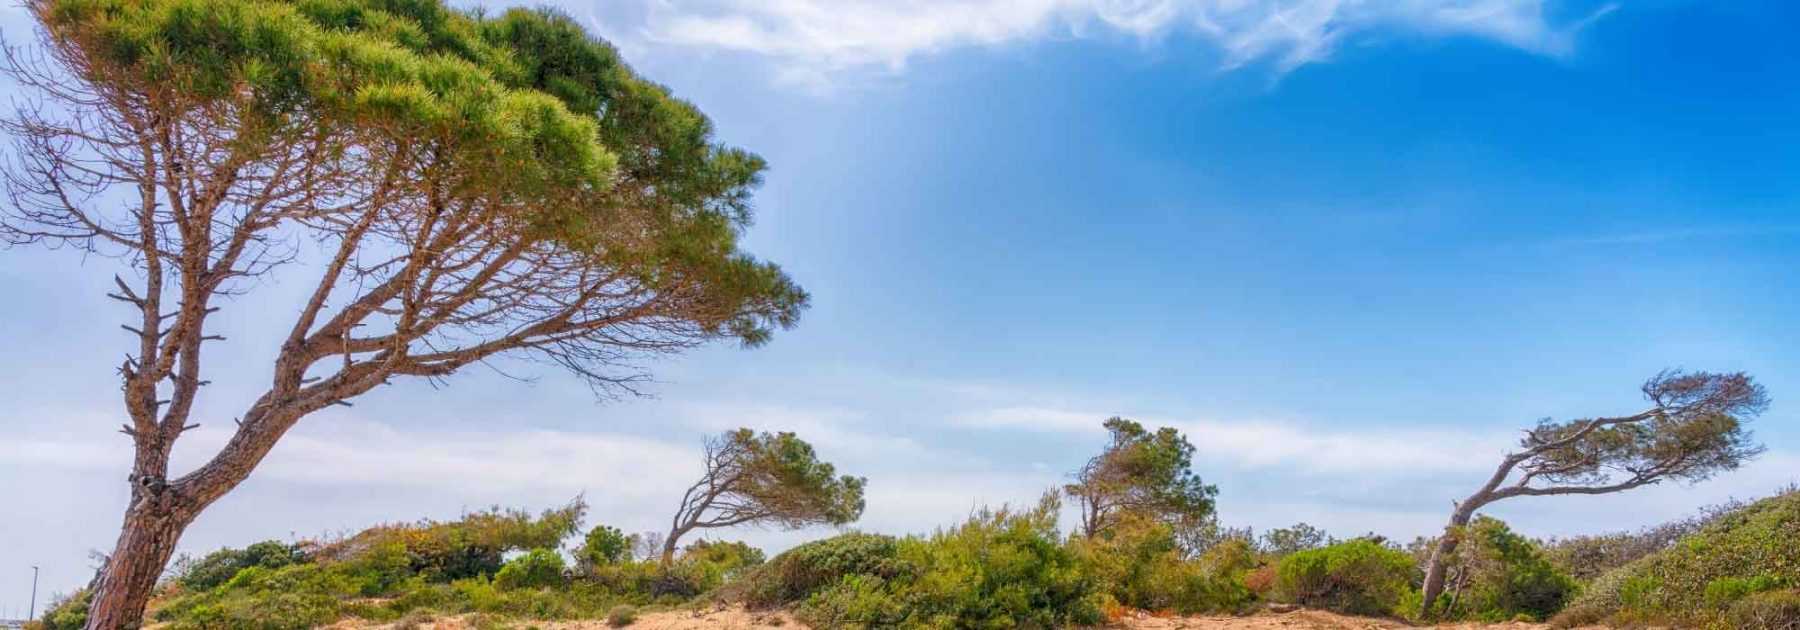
{"left": 1544, "top": 224, "right": 1800, "bottom": 248}
{"left": 623, "top": 0, "right": 1618, "bottom": 86}
{"left": 958, "top": 405, "right": 1514, "bottom": 474}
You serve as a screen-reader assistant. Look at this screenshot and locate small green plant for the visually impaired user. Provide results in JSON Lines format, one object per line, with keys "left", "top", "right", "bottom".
{"left": 606, "top": 604, "right": 638, "bottom": 626}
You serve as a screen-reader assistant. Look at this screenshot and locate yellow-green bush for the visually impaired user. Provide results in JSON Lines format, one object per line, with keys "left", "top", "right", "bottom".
{"left": 36, "top": 589, "right": 91, "bottom": 630}
{"left": 1273, "top": 539, "right": 1415, "bottom": 616}
{"left": 494, "top": 549, "right": 567, "bottom": 590}
{"left": 738, "top": 532, "right": 907, "bottom": 608}
{"left": 747, "top": 497, "right": 1102, "bottom": 628}
{"left": 1420, "top": 517, "right": 1578, "bottom": 622}
{"left": 1728, "top": 589, "right": 1800, "bottom": 630}
{"left": 1069, "top": 514, "right": 1258, "bottom": 614}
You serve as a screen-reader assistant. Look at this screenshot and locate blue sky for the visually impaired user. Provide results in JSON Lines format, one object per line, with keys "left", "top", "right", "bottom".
{"left": 3, "top": 0, "right": 1799, "bottom": 610}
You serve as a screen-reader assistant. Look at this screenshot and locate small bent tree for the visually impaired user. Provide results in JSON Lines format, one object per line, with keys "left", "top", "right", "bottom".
{"left": 1, "top": 0, "right": 806, "bottom": 626}
{"left": 663, "top": 429, "right": 866, "bottom": 565}
{"left": 1065, "top": 417, "right": 1219, "bottom": 540}
{"left": 1418, "top": 370, "right": 1768, "bottom": 618}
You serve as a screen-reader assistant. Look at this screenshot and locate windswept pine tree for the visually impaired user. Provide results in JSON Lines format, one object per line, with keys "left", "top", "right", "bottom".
{"left": 1, "top": 0, "right": 806, "bottom": 625}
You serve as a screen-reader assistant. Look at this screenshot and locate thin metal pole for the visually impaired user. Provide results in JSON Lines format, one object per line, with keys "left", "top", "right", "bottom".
{"left": 28, "top": 565, "right": 38, "bottom": 621}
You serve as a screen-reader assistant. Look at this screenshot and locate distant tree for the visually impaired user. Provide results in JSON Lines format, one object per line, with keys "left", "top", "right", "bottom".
{"left": 578, "top": 525, "right": 632, "bottom": 567}
{"left": 1, "top": 0, "right": 805, "bottom": 624}
{"left": 1065, "top": 417, "right": 1219, "bottom": 538}
{"left": 662, "top": 429, "right": 866, "bottom": 564}
{"left": 630, "top": 532, "right": 665, "bottom": 563}
{"left": 1261, "top": 522, "right": 1332, "bottom": 557}
{"left": 1418, "top": 370, "right": 1769, "bottom": 618}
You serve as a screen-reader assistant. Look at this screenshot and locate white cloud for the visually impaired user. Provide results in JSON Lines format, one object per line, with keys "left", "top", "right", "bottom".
{"left": 629, "top": 0, "right": 1618, "bottom": 84}
{"left": 958, "top": 405, "right": 1513, "bottom": 474}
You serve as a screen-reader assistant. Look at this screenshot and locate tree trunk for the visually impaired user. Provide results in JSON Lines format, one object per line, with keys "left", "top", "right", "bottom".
{"left": 84, "top": 489, "right": 197, "bottom": 630}
{"left": 1418, "top": 503, "right": 1479, "bottom": 619}
{"left": 660, "top": 528, "right": 683, "bottom": 567}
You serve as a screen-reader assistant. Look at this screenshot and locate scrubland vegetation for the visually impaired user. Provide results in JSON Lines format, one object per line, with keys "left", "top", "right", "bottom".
{"left": 31, "top": 419, "right": 1798, "bottom": 629}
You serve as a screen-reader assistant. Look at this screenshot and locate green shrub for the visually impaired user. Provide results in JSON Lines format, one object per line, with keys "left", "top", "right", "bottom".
{"left": 886, "top": 498, "right": 1102, "bottom": 628}
{"left": 1070, "top": 514, "right": 1257, "bottom": 614}
{"left": 1544, "top": 495, "right": 1754, "bottom": 582}
{"left": 1553, "top": 487, "right": 1800, "bottom": 628}
{"left": 494, "top": 549, "right": 567, "bottom": 590}
{"left": 606, "top": 603, "right": 639, "bottom": 626}
{"left": 1273, "top": 539, "right": 1415, "bottom": 616}
{"left": 750, "top": 496, "right": 1101, "bottom": 628}
{"left": 1728, "top": 590, "right": 1800, "bottom": 630}
{"left": 176, "top": 540, "right": 309, "bottom": 592}
{"left": 38, "top": 589, "right": 90, "bottom": 630}
{"left": 795, "top": 574, "right": 906, "bottom": 628}
{"left": 155, "top": 563, "right": 350, "bottom": 629}
{"left": 1433, "top": 517, "right": 1578, "bottom": 622}
{"left": 315, "top": 502, "right": 583, "bottom": 583}
{"left": 738, "top": 532, "right": 906, "bottom": 607}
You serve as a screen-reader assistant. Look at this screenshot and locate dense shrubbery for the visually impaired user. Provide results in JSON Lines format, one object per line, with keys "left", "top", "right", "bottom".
{"left": 35, "top": 589, "right": 91, "bottom": 630}
{"left": 175, "top": 540, "right": 309, "bottom": 592}
{"left": 312, "top": 503, "right": 583, "bottom": 583}
{"left": 1541, "top": 495, "right": 1752, "bottom": 582}
{"left": 1068, "top": 514, "right": 1256, "bottom": 615}
{"left": 1403, "top": 517, "right": 1578, "bottom": 622}
{"left": 495, "top": 549, "right": 568, "bottom": 590}
{"left": 738, "top": 532, "right": 907, "bottom": 608}
{"left": 1553, "top": 487, "right": 1800, "bottom": 629}
{"left": 790, "top": 496, "right": 1103, "bottom": 629}
{"left": 104, "top": 485, "right": 1796, "bottom": 629}
{"left": 1272, "top": 539, "right": 1416, "bottom": 616}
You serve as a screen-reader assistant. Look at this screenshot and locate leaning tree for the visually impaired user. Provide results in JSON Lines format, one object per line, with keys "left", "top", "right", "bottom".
{"left": 662, "top": 429, "right": 865, "bottom": 565}
{"left": 1417, "top": 370, "right": 1769, "bottom": 618}
{"left": 1065, "top": 417, "right": 1219, "bottom": 540}
{"left": 1, "top": 0, "right": 807, "bottom": 626}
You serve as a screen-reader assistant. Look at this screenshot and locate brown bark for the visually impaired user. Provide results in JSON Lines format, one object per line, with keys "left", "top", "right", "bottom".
{"left": 660, "top": 530, "right": 683, "bottom": 567}
{"left": 1418, "top": 502, "right": 1479, "bottom": 620}
{"left": 85, "top": 484, "right": 197, "bottom": 629}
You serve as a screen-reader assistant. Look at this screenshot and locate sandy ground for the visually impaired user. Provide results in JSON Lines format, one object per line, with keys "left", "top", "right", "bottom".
{"left": 333, "top": 605, "right": 1602, "bottom": 629}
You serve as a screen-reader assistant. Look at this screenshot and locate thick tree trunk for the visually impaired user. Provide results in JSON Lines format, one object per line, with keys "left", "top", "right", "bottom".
{"left": 84, "top": 488, "right": 197, "bottom": 630}
{"left": 1418, "top": 502, "right": 1479, "bottom": 619}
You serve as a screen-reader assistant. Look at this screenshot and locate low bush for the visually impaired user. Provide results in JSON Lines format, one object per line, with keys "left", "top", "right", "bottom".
{"left": 1426, "top": 517, "right": 1579, "bottom": 622}
{"left": 1070, "top": 514, "right": 1258, "bottom": 615}
{"left": 881, "top": 498, "right": 1101, "bottom": 628}
{"left": 1542, "top": 494, "right": 1755, "bottom": 582}
{"left": 1552, "top": 487, "right": 1800, "bottom": 629}
{"left": 312, "top": 502, "right": 583, "bottom": 583}
{"left": 606, "top": 603, "right": 639, "bottom": 626}
{"left": 175, "top": 540, "right": 309, "bottom": 592}
{"left": 494, "top": 549, "right": 567, "bottom": 590}
{"left": 748, "top": 495, "right": 1102, "bottom": 628}
{"left": 1272, "top": 539, "right": 1415, "bottom": 616}
{"left": 1728, "top": 589, "right": 1800, "bottom": 630}
{"left": 37, "top": 589, "right": 91, "bottom": 630}
{"left": 737, "top": 532, "right": 906, "bottom": 607}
